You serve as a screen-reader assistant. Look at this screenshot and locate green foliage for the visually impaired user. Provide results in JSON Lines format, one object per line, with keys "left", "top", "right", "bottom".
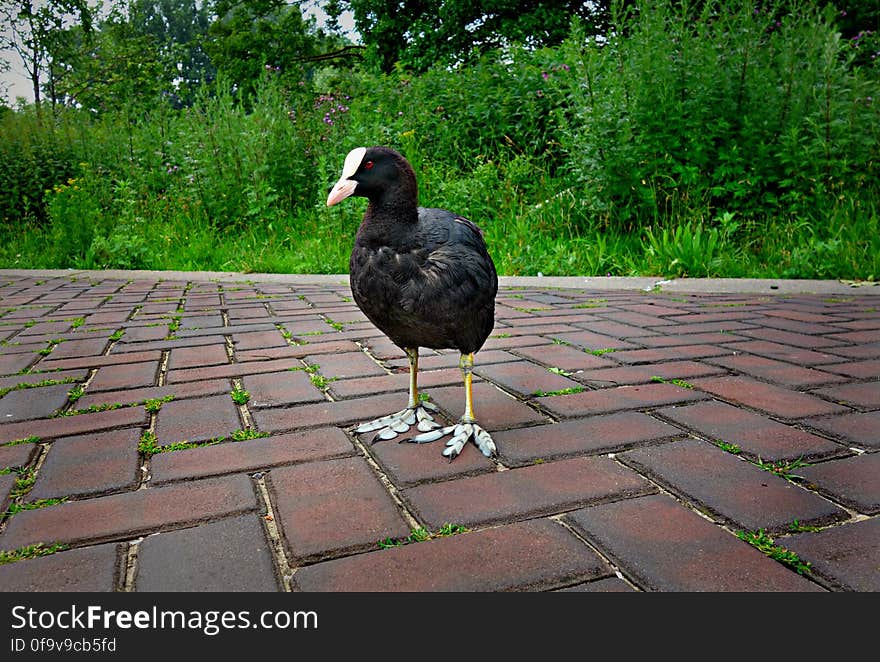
{"left": 0, "top": 542, "right": 69, "bottom": 565}
{"left": 0, "top": 0, "right": 877, "bottom": 280}
{"left": 736, "top": 528, "right": 812, "bottom": 575}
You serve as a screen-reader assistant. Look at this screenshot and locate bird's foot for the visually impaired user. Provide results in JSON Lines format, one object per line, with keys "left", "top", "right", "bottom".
{"left": 409, "top": 418, "right": 497, "bottom": 460}
{"left": 354, "top": 401, "right": 441, "bottom": 443}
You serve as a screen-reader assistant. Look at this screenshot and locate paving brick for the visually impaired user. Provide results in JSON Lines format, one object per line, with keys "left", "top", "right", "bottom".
{"left": 565, "top": 494, "right": 823, "bottom": 591}
{"left": 807, "top": 411, "right": 880, "bottom": 448}
{"left": 0, "top": 543, "right": 120, "bottom": 591}
{"left": 0, "top": 383, "right": 72, "bottom": 421}
{"left": 368, "top": 431, "right": 496, "bottom": 486}
{"left": 166, "top": 356, "right": 301, "bottom": 384}
{"left": 254, "top": 392, "right": 406, "bottom": 433}
{"left": 610, "top": 344, "right": 734, "bottom": 364}
{"left": 635, "top": 332, "right": 745, "bottom": 347}
{"left": 480, "top": 334, "right": 550, "bottom": 350}
{"left": 151, "top": 427, "right": 355, "bottom": 484}
{"left": 403, "top": 455, "right": 654, "bottom": 530}
{"left": 118, "top": 324, "right": 172, "bottom": 343}
{"left": 29, "top": 428, "right": 141, "bottom": 500}
{"left": 0, "top": 473, "right": 16, "bottom": 513}
{"left": 0, "top": 474, "right": 259, "bottom": 549}
{"left": 736, "top": 326, "right": 847, "bottom": 348}
{"left": 293, "top": 519, "right": 610, "bottom": 592}
{"left": 47, "top": 337, "right": 109, "bottom": 360}
{"left": 427, "top": 381, "right": 549, "bottom": 430}
{"left": 511, "top": 343, "right": 616, "bottom": 371}
{"left": 236, "top": 339, "right": 361, "bottom": 363}
{"left": 690, "top": 375, "right": 850, "bottom": 419}
{"left": 87, "top": 360, "right": 159, "bottom": 392}
{"left": 493, "top": 412, "right": 682, "bottom": 466}
{"left": 819, "top": 359, "right": 880, "bottom": 380}
{"left": 798, "top": 453, "right": 880, "bottom": 514}
{"left": 0, "top": 406, "right": 147, "bottom": 444}
{"left": 621, "top": 438, "right": 848, "bottom": 533}
{"left": 754, "top": 316, "right": 848, "bottom": 336}
{"left": 136, "top": 514, "right": 279, "bottom": 591}
{"left": 581, "top": 319, "right": 662, "bottom": 338}
{"left": 154, "top": 393, "right": 242, "bottom": 444}
{"left": 36, "top": 349, "right": 162, "bottom": 372}
{"left": 783, "top": 518, "right": 880, "bottom": 591}
{"left": 602, "top": 311, "right": 677, "bottom": 327}
{"left": 328, "top": 367, "right": 463, "bottom": 400}
{"left": 475, "top": 360, "right": 584, "bottom": 398}
{"left": 268, "top": 456, "right": 410, "bottom": 561}
{"left": 76, "top": 379, "right": 229, "bottom": 410}
{"left": 557, "top": 577, "right": 636, "bottom": 592}
{"left": 811, "top": 382, "right": 880, "bottom": 410}
{"left": 574, "top": 360, "right": 726, "bottom": 388}
{"left": 548, "top": 330, "right": 638, "bottom": 351}
{"left": 231, "top": 329, "right": 290, "bottom": 352}
{"left": 537, "top": 382, "right": 707, "bottom": 419}
{"left": 827, "top": 329, "right": 880, "bottom": 343}
{"left": 658, "top": 400, "right": 845, "bottom": 461}
{"left": 705, "top": 354, "right": 847, "bottom": 388}
{"left": 242, "top": 370, "right": 324, "bottom": 407}
{"left": 0, "top": 351, "right": 37, "bottom": 376}
{"left": 0, "top": 440, "right": 37, "bottom": 469}
{"left": 167, "top": 343, "right": 230, "bottom": 370}
{"left": 304, "top": 350, "right": 387, "bottom": 379}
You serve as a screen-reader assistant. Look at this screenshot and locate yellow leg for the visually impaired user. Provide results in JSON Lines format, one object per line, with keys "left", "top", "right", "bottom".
{"left": 406, "top": 347, "right": 419, "bottom": 409}
{"left": 460, "top": 352, "right": 475, "bottom": 422}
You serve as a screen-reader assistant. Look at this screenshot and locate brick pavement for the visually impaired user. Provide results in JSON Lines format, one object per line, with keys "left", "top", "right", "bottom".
{"left": 0, "top": 270, "right": 877, "bottom": 592}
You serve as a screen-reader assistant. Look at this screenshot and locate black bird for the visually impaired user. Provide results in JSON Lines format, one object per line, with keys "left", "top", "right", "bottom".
{"left": 327, "top": 146, "right": 498, "bottom": 459}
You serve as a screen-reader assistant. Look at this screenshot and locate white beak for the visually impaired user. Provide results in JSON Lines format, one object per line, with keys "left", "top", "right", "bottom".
{"left": 326, "top": 147, "right": 366, "bottom": 206}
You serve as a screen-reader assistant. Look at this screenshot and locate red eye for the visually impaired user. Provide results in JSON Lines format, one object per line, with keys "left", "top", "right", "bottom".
{"left": 364, "top": 161, "right": 374, "bottom": 170}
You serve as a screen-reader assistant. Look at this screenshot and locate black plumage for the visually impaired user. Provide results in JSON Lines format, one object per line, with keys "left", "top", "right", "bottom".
{"left": 327, "top": 146, "right": 499, "bottom": 459}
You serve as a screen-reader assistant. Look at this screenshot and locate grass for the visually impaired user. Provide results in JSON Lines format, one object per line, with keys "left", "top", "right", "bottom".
{"left": 532, "top": 386, "right": 585, "bottom": 397}
{"left": 0, "top": 543, "right": 70, "bottom": 565}
{"left": 138, "top": 428, "right": 269, "bottom": 456}
{"left": 736, "top": 529, "right": 812, "bottom": 575}
{"left": 0, "top": 377, "right": 77, "bottom": 399}
{"left": 378, "top": 523, "right": 468, "bottom": 549}
{"left": 230, "top": 387, "right": 250, "bottom": 405}
{"left": 751, "top": 457, "right": 811, "bottom": 483}
{"left": 650, "top": 376, "right": 694, "bottom": 389}
{"left": 714, "top": 440, "right": 742, "bottom": 455}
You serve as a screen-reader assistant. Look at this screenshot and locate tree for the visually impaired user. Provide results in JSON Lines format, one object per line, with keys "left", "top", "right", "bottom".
{"left": 0, "top": 0, "right": 94, "bottom": 110}
{"left": 334, "top": 0, "right": 624, "bottom": 73}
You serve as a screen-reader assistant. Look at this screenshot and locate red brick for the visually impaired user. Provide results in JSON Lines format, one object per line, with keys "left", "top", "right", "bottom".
{"left": 493, "top": 412, "right": 682, "bottom": 465}
{"left": 231, "top": 329, "right": 290, "bottom": 352}
{"left": 427, "top": 382, "right": 548, "bottom": 430}
{"left": 653, "top": 321, "right": 758, "bottom": 335}
{"left": 819, "top": 343, "right": 880, "bottom": 360}
{"left": 584, "top": 320, "right": 663, "bottom": 338}
{"left": 574, "top": 361, "right": 726, "bottom": 388}
{"left": 0, "top": 543, "right": 120, "bottom": 591}
{"left": 737, "top": 326, "right": 847, "bottom": 348}
{"left": 117, "top": 325, "right": 171, "bottom": 343}
{"left": 691, "top": 375, "right": 850, "bottom": 419}
{"left": 87, "top": 360, "right": 159, "bottom": 392}
{"left": 29, "top": 428, "right": 141, "bottom": 500}
{"left": 135, "top": 514, "right": 279, "bottom": 591}
{"left": 725, "top": 339, "right": 847, "bottom": 367}
{"left": 76, "top": 379, "right": 229, "bottom": 410}
{"left": 635, "top": 332, "right": 746, "bottom": 347}
{"left": 808, "top": 411, "right": 880, "bottom": 448}
{"left": 155, "top": 393, "right": 242, "bottom": 444}
{"left": 328, "top": 367, "right": 462, "bottom": 400}
{"left": 167, "top": 343, "right": 230, "bottom": 370}
{"left": 480, "top": 334, "right": 551, "bottom": 350}
{"left": 151, "top": 427, "right": 355, "bottom": 484}
{"left": 0, "top": 473, "right": 16, "bottom": 513}
{"left": 565, "top": 494, "right": 823, "bottom": 591}
{"left": 46, "top": 337, "right": 109, "bottom": 360}
{"left": 0, "top": 352, "right": 37, "bottom": 376}
{"left": 36, "top": 349, "right": 162, "bottom": 372}
{"left": 705, "top": 354, "right": 847, "bottom": 388}
{"left": 166, "top": 356, "right": 301, "bottom": 384}
{"left": 819, "top": 359, "right": 880, "bottom": 379}
{"left": 784, "top": 518, "right": 879, "bottom": 591}
{"left": 403, "top": 455, "right": 653, "bottom": 529}
{"left": 293, "top": 519, "right": 610, "bottom": 591}
{"left": 268, "top": 456, "right": 410, "bottom": 561}
{"left": 622, "top": 438, "right": 848, "bottom": 533}
{"left": 304, "top": 351, "right": 387, "bottom": 379}
{"left": 0, "top": 474, "right": 258, "bottom": 549}
{"left": 0, "top": 441, "right": 37, "bottom": 469}
{"left": 0, "top": 406, "right": 147, "bottom": 444}
{"left": 658, "top": 400, "right": 843, "bottom": 461}
{"left": 612, "top": 344, "right": 734, "bottom": 364}
{"left": 236, "top": 339, "right": 362, "bottom": 362}
{"left": 758, "top": 316, "right": 848, "bottom": 336}
{"left": 0, "top": 383, "right": 72, "bottom": 421}
{"left": 511, "top": 343, "right": 615, "bottom": 371}
{"left": 549, "top": 331, "right": 638, "bottom": 351}
{"left": 537, "top": 382, "right": 707, "bottom": 418}
{"left": 475, "top": 360, "right": 584, "bottom": 398}
{"left": 799, "top": 453, "right": 880, "bottom": 514}
{"left": 603, "top": 311, "right": 677, "bottom": 327}
{"left": 811, "top": 382, "right": 880, "bottom": 409}
{"left": 253, "top": 392, "right": 405, "bottom": 433}
{"left": 242, "top": 370, "right": 324, "bottom": 407}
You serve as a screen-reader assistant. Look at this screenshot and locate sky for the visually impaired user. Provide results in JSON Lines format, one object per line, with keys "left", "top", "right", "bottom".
{"left": 1, "top": 1, "right": 357, "bottom": 105}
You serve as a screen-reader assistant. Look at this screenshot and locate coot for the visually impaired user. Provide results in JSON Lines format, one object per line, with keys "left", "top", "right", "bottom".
{"left": 327, "top": 146, "right": 498, "bottom": 459}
